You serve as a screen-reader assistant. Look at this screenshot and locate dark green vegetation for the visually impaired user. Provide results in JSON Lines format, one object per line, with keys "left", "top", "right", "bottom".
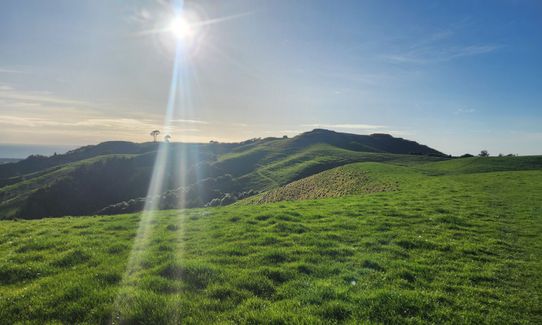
{"left": 1, "top": 157, "right": 541, "bottom": 323}
{"left": 0, "top": 129, "right": 445, "bottom": 219}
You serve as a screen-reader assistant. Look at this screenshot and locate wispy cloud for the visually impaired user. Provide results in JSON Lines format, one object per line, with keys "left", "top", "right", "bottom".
{"left": 0, "top": 83, "right": 214, "bottom": 145}
{"left": 383, "top": 44, "right": 500, "bottom": 64}
{"left": 171, "top": 119, "right": 209, "bottom": 125}
{"left": 318, "top": 71, "right": 397, "bottom": 87}
{"left": 129, "top": 8, "right": 152, "bottom": 23}
{"left": 455, "top": 108, "right": 477, "bottom": 114}
{"left": 0, "top": 67, "right": 30, "bottom": 74}
{"left": 0, "top": 85, "right": 15, "bottom": 91}
{"left": 302, "top": 123, "right": 387, "bottom": 130}
{"left": 0, "top": 115, "right": 155, "bottom": 130}
{"left": 0, "top": 85, "right": 94, "bottom": 108}
{"left": 263, "top": 129, "right": 304, "bottom": 135}
{"left": 382, "top": 21, "right": 501, "bottom": 65}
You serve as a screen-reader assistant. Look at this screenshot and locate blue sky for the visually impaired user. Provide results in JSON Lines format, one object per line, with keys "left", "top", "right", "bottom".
{"left": 0, "top": 0, "right": 541, "bottom": 156}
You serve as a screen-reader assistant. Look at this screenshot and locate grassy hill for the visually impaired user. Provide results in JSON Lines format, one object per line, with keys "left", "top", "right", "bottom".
{"left": 417, "top": 155, "right": 542, "bottom": 175}
{"left": 241, "top": 162, "right": 402, "bottom": 204}
{"left": 0, "top": 129, "right": 447, "bottom": 219}
{"left": 241, "top": 156, "right": 542, "bottom": 205}
{"left": 0, "top": 157, "right": 540, "bottom": 323}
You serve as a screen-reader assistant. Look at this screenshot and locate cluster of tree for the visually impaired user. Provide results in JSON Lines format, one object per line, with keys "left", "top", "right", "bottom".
{"left": 239, "top": 138, "right": 262, "bottom": 145}
{"left": 460, "top": 151, "right": 518, "bottom": 158}
{"left": 149, "top": 130, "right": 172, "bottom": 143}
{"left": 18, "top": 157, "right": 150, "bottom": 219}
{"left": 98, "top": 182, "right": 258, "bottom": 215}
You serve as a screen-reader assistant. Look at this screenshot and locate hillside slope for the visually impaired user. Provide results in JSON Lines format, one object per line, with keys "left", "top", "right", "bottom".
{"left": 241, "top": 155, "right": 542, "bottom": 205}
{"left": 242, "top": 163, "right": 401, "bottom": 204}
{"left": 0, "top": 160, "right": 540, "bottom": 323}
{"left": 0, "top": 129, "right": 446, "bottom": 219}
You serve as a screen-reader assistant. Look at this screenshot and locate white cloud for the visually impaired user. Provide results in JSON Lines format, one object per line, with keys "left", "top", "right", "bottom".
{"left": 171, "top": 119, "right": 209, "bottom": 125}
{"left": 263, "top": 130, "right": 303, "bottom": 135}
{"left": 0, "top": 85, "right": 15, "bottom": 91}
{"left": 455, "top": 108, "right": 477, "bottom": 114}
{"left": 302, "top": 123, "right": 387, "bottom": 130}
{"left": 381, "top": 22, "right": 501, "bottom": 65}
{"left": 0, "top": 86, "right": 94, "bottom": 107}
{"left": 382, "top": 44, "right": 500, "bottom": 64}
{"left": 129, "top": 8, "right": 152, "bottom": 23}
{"left": 0, "top": 67, "right": 29, "bottom": 74}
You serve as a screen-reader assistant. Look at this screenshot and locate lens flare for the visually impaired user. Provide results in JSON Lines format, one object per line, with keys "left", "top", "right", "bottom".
{"left": 169, "top": 16, "right": 193, "bottom": 41}
{"left": 113, "top": 1, "right": 254, "bottom": 321}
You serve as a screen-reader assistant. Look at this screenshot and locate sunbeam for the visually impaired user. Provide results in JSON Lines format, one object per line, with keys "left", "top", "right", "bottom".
{"left": 112, "top": 0, "right": 195, "bottom": 322}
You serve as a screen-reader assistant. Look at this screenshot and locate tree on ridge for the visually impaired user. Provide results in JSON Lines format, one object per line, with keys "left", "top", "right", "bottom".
{"left": 150, "top": 130, "right": 160, "bottom": 142}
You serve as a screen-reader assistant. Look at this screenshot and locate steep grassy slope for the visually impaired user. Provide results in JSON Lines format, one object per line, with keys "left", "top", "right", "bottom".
{"left": 214, "top": 129, "right": 446, "bottom": 190}
{"left": 0, "top": 145, "right": 215, "bottom": 219}
{"left": 242, "top": 162, "right": 402, "bottom": 204}
{"left": 0, "top": 163, "right": 540, "bottom": 323}
{"left": 233, "top": 144, "right": 444, "bottom": 192}
{"left": 0, "top": 155, "right": 149, "bottom": 219}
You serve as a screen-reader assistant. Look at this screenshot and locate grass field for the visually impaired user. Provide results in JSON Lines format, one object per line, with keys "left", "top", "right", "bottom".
{"left": 241, "top": 162, "right": 401, "bottom": 204}
{"left": 0, "top": 159, "right": 541, "bottom": 323}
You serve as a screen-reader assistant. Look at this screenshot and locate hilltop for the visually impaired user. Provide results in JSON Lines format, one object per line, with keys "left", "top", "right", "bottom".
{"left": 0, "top": 129, "right": 446, "bottom": 219}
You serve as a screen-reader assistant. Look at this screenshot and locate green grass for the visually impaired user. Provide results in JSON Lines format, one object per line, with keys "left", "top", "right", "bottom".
{"left": 0, "top": 159, "right": 541, "bottom": 323}
{"left": 417, "top": 155, "right": 542, "bottom": 175}
{"left": 235, "top": 143, "right": 445, "bottom": 191}
{"left": 241, "top": 162, "right": 403, "bottom": 204}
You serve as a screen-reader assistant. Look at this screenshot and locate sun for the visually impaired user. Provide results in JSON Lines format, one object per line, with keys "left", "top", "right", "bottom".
{"left": 169, "top": 16, "right": 193, "bottom": 41}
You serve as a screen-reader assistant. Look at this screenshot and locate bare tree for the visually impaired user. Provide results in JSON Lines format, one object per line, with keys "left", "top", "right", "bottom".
{"left": 479, "top": 150, "right": 490, "bottom": 157}
{"left": 164, "top": 134, "right": 171, "bottom": 143}
{"left": 150, "top": 130, "right": 160, "bottom": 142}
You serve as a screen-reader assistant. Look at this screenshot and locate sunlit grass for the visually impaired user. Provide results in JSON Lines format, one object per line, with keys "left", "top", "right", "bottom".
{"left": 1, "top": 166, "right": 541, "bottom": 323}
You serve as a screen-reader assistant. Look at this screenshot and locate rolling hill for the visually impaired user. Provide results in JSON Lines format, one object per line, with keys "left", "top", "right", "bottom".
{"left": 0, "top": 129, "right": 447, "bottom": 219}
{"left": 240, "top": 155, "right": 542, "bottom": 205}
{"left": 241, "top": 162, "right": 402, "bottom": 204}
{"left": 0, "top": 155, "right": 540, "bottom": 323}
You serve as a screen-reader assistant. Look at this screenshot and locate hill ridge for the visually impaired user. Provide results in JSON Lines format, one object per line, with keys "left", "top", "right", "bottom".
{"left": 0, "top": 129, "right": 448, "bottom": 219}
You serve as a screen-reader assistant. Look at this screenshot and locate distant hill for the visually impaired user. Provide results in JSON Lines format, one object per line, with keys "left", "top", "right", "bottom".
{"left": 0, "top": 129, "right": 448, "bottom": 219}
{"left": 0, "top": 158, "right": 21, "bottom": 165}
{"left": 286, "top": 129, "right": 445, "bottom": 156}
{"left": 0, "top": 141, "right": 157, "bottom": 180}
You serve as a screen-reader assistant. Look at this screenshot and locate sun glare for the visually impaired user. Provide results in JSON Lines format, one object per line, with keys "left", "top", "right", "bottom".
{"left": 169, "top": 16, "right": 193, "bottom": 41}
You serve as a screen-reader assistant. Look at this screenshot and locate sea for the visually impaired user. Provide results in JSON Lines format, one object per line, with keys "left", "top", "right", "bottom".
{"left": 0, "top": 144, "right": 79, "bottom": 160}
